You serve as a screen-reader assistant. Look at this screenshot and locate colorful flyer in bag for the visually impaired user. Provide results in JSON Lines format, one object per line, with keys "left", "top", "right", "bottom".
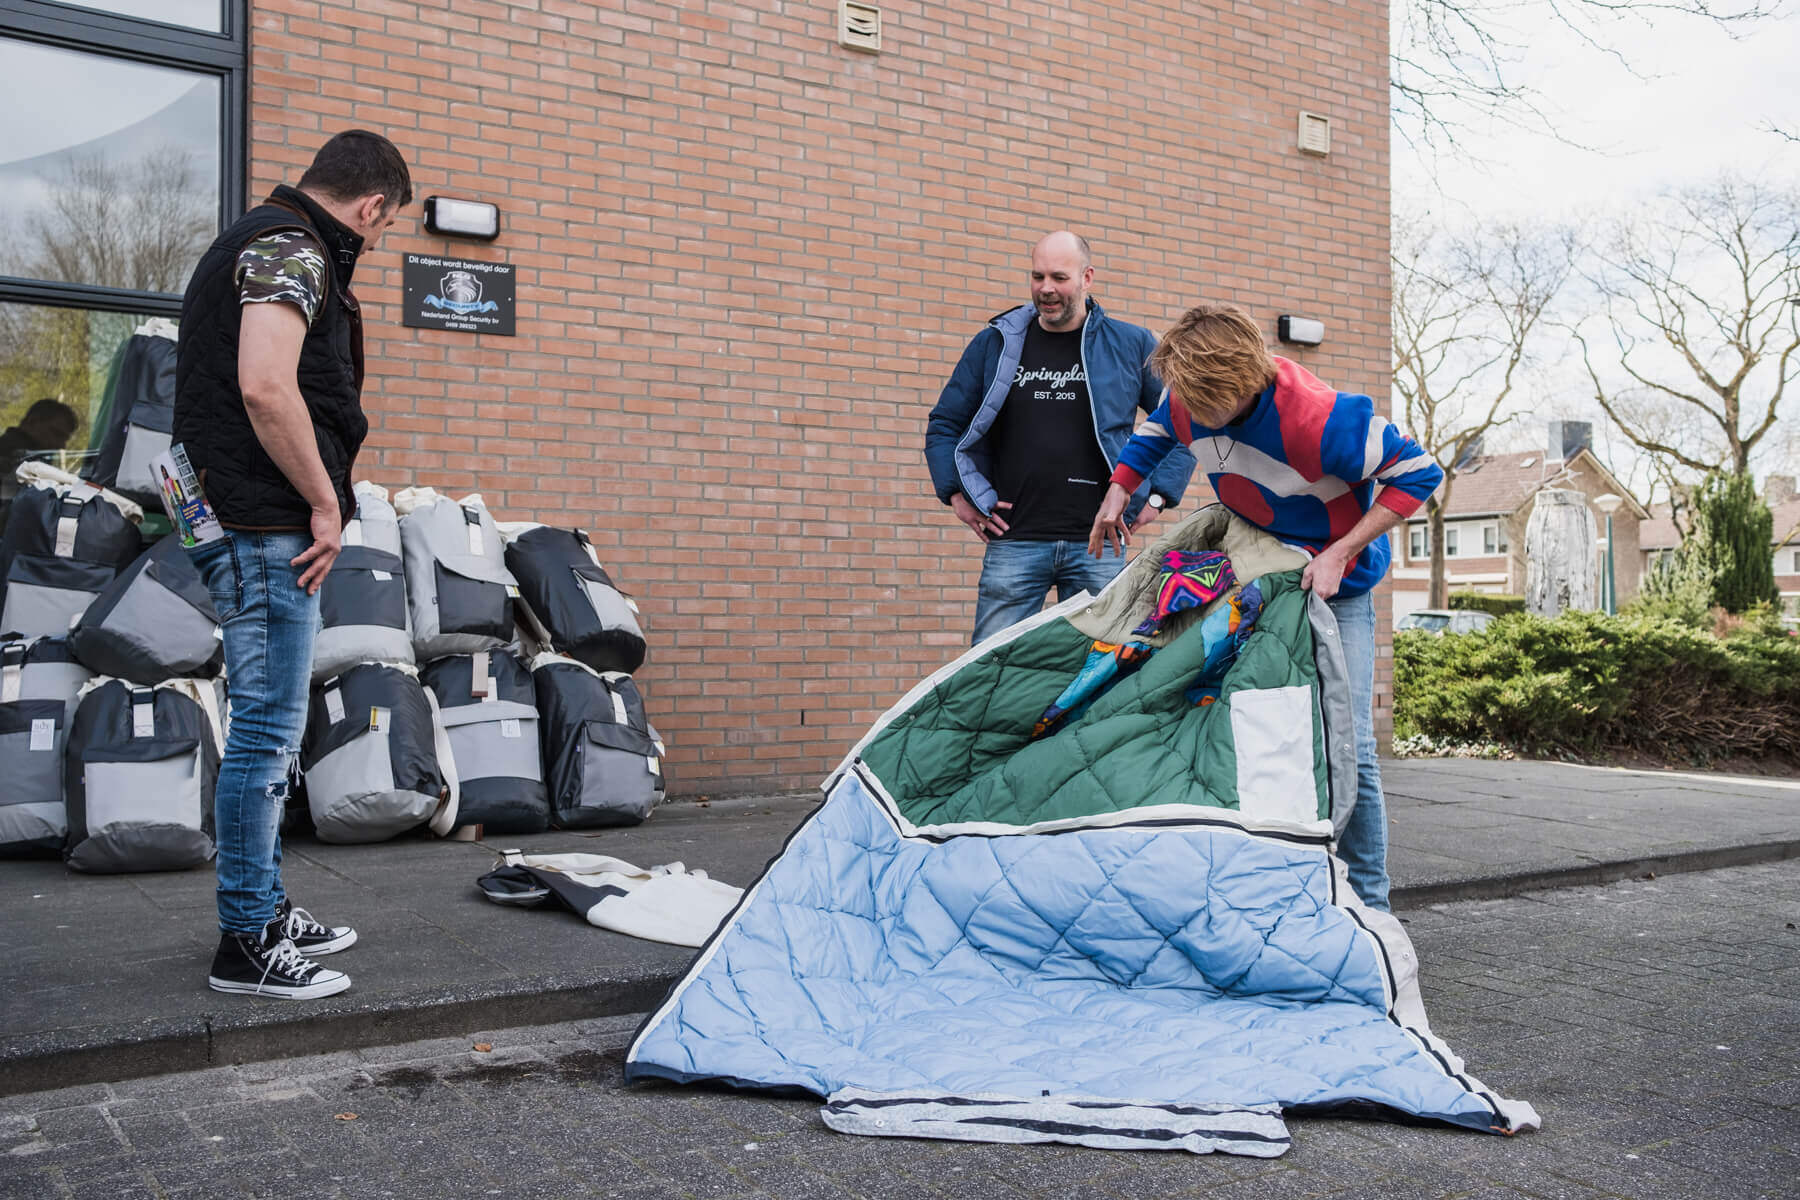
{"left": 152, "top": 444, "right": 225, "bottom": 547}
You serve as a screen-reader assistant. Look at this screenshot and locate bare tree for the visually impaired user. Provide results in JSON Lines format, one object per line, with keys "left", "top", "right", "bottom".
{"left": 1574, "top": 175, "right": 1800, "bottom": 482}
{"left": 1394, "top": 0, "right": 1783, "bottom": 150}
{"left": 1393, "top": 212, "right": 1576, "bottom": 605}
{"left": 19, "top": 145, "right": 214, "bottom": 293}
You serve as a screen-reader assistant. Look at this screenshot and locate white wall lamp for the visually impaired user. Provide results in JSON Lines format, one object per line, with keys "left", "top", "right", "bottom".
{"left": 1277, "top": 315, "right": 1324, "bottom": 346}
{"left": 423, "top": 196, "right": 501, "bottom": 241}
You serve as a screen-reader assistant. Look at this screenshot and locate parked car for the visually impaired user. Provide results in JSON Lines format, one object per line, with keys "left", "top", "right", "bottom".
{"left": 1395, "top": 608, "right": 1496, "bottom": 635}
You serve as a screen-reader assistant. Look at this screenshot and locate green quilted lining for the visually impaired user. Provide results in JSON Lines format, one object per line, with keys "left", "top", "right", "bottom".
{"left": 860, "top": 570, "right": 1327, "bottom": 828}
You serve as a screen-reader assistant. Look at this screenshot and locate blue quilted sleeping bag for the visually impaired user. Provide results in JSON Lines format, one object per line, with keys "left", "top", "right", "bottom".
{"left": 627, "top": 509, "right": 1539, "bottom": 1156}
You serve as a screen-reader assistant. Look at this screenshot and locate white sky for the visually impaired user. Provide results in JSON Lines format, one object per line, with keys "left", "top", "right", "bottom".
{"left": 1391, "top": 6, "right": 1800, "bottom": 496}
{"left": 1394, "top": 6, "right": 1800, "bottom": 219}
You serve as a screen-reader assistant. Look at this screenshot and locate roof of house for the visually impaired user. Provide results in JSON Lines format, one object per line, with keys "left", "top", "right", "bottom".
{"left": 1431, "top": 449, "right": 1649, "bottom": 520}
{"left": 1639, "top": 496, "right": 1800, "bottom": 551}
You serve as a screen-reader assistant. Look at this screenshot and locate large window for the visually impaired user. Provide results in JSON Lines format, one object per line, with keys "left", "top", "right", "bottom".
{"left": 0, "top": 0, "right": 242, "bottom": 465}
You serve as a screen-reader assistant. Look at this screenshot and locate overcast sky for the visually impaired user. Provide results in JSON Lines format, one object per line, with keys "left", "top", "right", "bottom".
{"left": 1393, "top": 7, "right": 1799, "bottom": 221}
{"left": 1389, "top": 6, "right": 1800, "bottom": 492}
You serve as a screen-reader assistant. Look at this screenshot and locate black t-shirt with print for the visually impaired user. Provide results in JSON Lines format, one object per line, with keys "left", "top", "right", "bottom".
{"left": 987, "top": 321, "right": 1110, "bottom": 541}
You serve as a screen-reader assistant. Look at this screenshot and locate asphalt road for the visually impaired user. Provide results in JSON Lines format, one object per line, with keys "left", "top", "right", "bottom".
{"left": 4, "top": 860, "right": 1797, "bottom": 1200}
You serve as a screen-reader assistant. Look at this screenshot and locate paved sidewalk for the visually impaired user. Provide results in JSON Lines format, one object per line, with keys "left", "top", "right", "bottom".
{"left": 5, "top": 860, "right": 1796, "bottom": 1199}
{"left": 3, "top": 758, "right": 1796, "bottom": 1095}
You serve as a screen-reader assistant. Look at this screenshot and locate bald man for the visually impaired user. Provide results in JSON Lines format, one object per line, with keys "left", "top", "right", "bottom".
{"left": 925, "top": 232, "right": 1196, "bottom": 643}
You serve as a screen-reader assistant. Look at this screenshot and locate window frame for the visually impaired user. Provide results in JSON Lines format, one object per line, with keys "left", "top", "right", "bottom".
{"left": 1443, "top": 525, "right": 1460, "bottom": 557}
{"left": 0, "top": 0, "right": 246, "bottom": 317}
{"left": 1408, "top": 525, "right": 1428, "bottom": 560}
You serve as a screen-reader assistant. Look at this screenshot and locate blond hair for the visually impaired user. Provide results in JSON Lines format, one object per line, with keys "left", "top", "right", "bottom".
{"left": 1150, "top": 304, "right": 1275, "bottom": 425}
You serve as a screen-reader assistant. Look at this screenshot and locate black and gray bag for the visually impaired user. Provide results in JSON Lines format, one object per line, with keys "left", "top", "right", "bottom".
{"left": 532, "top": 654, "right": 665, "bottom": 829}
{"left": 422, "top": 649, "right": 548, "bottom": 834}
{"left": 503, "top": 525, "right": 646, "bottom": 674}
{"left": 302, "top": 663, "right": 451, "bottom": 844}
{"left": 0, "top": 637, "right": 93, "bottom": 857}
{"left": 64, "top": 678, "right": 222, "bottom": 874}
{"left": 314, "top": 483, "right": 411, "bottom": 682}
{"left": 398, "top": 490, "right": 517, "bottom": 662}
{"left": 0, "top": 480, "right": 143, "bottom": 638}
{"left": 69, "top": 535, "right": 222, "bottom": 683}
{"left": 84, "top": 328, "right": 178, "bottom": 507}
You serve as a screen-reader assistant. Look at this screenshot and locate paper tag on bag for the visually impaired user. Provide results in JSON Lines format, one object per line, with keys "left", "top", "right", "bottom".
{"left": 500, "top": 718, "right": 521, "bottom": 739}
{"left": 29, "top": 719, "right": 54, "bottom": 751}
{"left": 369, "top": 706, "right": 389, "bottom": 733}
{"left": 325, "top": 688, "right": 345, "bottom": 724}
{"left": 372, "top": 569, "right": 391, "bottom": 581}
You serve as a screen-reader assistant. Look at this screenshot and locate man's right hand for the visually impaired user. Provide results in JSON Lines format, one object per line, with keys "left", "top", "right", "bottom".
{"left": 292, "top": 506, "right": 343, "bottom": 594}
{"left": 950, "top": 493, "right": 1012, "bottom": 542}
{"left": 1087, "top": 483, "right": 1132, "bottom": 558}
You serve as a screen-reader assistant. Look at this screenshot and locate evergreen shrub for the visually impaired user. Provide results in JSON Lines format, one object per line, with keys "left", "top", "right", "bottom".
{"left": 1393, "top": 610, "right": 1800, "bottom": 763}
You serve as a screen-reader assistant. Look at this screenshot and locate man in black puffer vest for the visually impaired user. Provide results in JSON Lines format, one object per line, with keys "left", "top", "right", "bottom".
{"left": 176, "top": 130, "right": 411, "bottom": 1000}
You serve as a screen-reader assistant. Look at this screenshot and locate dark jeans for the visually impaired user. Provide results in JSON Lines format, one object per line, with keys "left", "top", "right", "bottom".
{"left": 972, "top": 538, "right": 1126, "bottom": 644}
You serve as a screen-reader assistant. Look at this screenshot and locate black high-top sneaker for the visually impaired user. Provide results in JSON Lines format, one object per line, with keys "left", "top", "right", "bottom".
{"left": 275, "top": 898, "right": 358, "bottom": 956}
{"left": 208, "top": 922, "right": 351, "bottom": 999}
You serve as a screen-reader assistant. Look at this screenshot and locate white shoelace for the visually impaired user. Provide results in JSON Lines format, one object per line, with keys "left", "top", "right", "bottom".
{"left": 258, "top": 936, "right": 317, "bottom": 989}
{"left": 282, "top": 905, "right": 327, "bottom": 940}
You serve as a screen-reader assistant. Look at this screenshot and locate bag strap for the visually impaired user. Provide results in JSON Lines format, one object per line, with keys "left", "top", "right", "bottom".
{"left": 1, "top": 641, "right": 23, "bottom": 704}
{"left": 130, "top": 685, "right": 155, "bottom": 738}
{"left": 421, "top": 686, "right": 462, "bottom": 837}
{"left": 54, "top": 490, "right": 93, "bottom": 558}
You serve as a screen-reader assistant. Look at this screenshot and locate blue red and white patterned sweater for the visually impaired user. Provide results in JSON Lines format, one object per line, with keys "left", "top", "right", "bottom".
{"left": 1109, "top": 357, "right": 1443, "bottom": 596}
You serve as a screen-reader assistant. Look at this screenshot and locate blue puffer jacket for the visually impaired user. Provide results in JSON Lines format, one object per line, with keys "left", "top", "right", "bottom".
{"left": 924, "top": 300, "right": 1196, "bottom": 524}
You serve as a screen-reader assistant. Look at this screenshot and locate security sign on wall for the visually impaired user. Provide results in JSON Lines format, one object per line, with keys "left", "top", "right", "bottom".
{"left": 402, "top": 254, "right": 516, "bottom": 336}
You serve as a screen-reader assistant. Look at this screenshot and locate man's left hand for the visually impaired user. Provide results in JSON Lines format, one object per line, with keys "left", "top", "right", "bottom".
{"left": 1301, "top": 544, "right": 1353, "bottom": 599}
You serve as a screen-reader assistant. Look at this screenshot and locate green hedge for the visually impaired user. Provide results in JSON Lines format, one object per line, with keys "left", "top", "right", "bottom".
{"left": 1447, "top": 591, "right": 1526, "bottom": 616}
{"left": 1394, "top": 611, "right": 1800, "bottom": 763}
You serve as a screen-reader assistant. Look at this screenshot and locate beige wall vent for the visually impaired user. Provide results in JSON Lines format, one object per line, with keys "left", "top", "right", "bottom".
{"left": 838, "top": 1, "right": 881, "bottom": 53}
{"left": 1297, "top": 111, "right": 1331, "bottom": 156}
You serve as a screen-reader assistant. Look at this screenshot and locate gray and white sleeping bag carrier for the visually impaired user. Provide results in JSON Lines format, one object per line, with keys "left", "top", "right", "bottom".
{"left": 0, "top": 637, "right": 94, "bottom": 857}
{"left": 314, "top": 482, "right": 412, "bottom": 682}
{"left": 531, "top": 653, "right": 665, "bottom": 829}
{"left": 64, "top": 677, "right": 222, "bottom": 874}
{"left": 0, "top": 472, "right": 143, "bottom": 638}
{"left": 69, "top": 534, "right": 222, "bottom": 683}
{"left": 302, "top": 662, "right": 454, "bottom": 844}
{"left": 422, "top": 649, "right": 548, "bottom": 834}
{"left": 397, "top": 489, "right": 517, "bottom": 662}
{"left": 502, "top": 524, "right": 646, "bottom": 674}
{"left": 83, "top": 322, "right": 178, "bottom": 507}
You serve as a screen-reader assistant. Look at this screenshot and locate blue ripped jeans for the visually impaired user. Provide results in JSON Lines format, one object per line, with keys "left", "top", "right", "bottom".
{"left": 1325, "top": 588, "right": 1390, "bottom": 912}
{"left": 972, "top": 539, "right": 1126, "bottom": 644}
{"left": 188, "top": 531, "right": 318, "bottom": 936}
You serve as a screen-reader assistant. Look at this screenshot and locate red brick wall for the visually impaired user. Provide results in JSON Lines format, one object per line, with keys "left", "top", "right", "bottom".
{"left": 248, "top": 0, "right": 1393, "bottom": 791}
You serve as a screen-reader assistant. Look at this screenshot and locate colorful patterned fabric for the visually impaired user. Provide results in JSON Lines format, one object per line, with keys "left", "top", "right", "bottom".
{"left": 1133, "top": 549, "right": 1236, "bottom": 636}
{"left": 1032, "top": 639, "right": 1154, "bottom": 739}
{"left": 236, "top": 231, "right": 327, "bottom": 324}
{"left": 1183, "top": 579, "right": 1266, "bottom": 705}
{"left": 1110, "top": 357, "right": 1444, "bottom": 597}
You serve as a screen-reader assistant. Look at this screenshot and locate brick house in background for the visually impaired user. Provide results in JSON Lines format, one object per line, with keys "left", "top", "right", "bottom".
{"left": 0, "top": 0, "right": 1397, "bottom": 788}
{"left": 1637, "top": 475, "right": 1800, "bottom": 623}
{"left": 1389, "top": 423, "right": 1648, "bottom": 620}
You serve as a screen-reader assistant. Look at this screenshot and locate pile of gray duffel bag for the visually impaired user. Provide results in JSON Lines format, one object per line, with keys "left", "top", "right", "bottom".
{"left": 3, "top": 469, "right": 665, "bottom": 868}
{"left": 299, "top": 484, "right": 663, "bottom": 843}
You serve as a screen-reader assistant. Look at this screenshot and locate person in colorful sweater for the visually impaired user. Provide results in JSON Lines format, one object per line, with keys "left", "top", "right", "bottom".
{"left": 1086, "top": 303, "right": 1443, "bottom": 911}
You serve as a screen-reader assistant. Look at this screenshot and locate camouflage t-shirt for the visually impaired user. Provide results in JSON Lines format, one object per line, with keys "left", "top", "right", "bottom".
{"left": 235, "top": 230, "right": 327, "bottom": 324}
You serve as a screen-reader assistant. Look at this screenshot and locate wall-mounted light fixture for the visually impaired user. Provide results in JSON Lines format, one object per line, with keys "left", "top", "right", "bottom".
{"left": 423, "top": 196, "right": 501, "bottom": 241}
{"left": 1277, "top": 315, "right": 1325, "bottom": 346}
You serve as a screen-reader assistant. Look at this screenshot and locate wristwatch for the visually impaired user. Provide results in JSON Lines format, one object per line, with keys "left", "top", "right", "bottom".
{"left": 1147, "top": 493, "right": 1167, "bottom": 511}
